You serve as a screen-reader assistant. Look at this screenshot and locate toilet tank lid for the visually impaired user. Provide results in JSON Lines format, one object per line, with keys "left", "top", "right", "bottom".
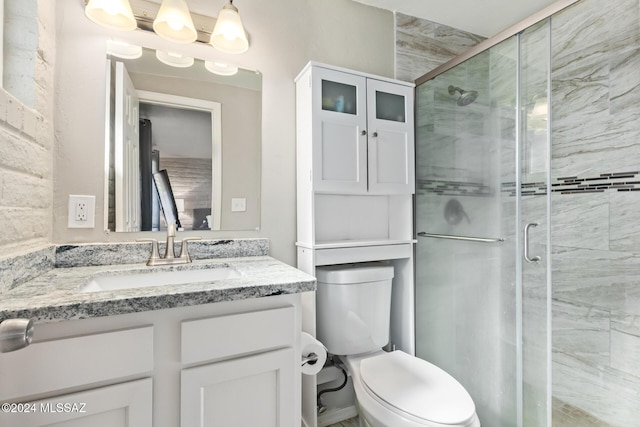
{"left": 316, "top": 264, "right": 394, "bottom": 284}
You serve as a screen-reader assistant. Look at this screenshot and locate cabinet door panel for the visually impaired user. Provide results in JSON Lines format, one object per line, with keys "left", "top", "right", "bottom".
{"left": 367, "top": 79, "right": 415, "bottom": 194}
{"left": 0, "top": 378, "right": 152, "bottom": 427}
{"left": 312, "top": 68, "right": 368, "bottom": 194}
{"left": 181, "top": 348, "right": 295, "bottom": 427}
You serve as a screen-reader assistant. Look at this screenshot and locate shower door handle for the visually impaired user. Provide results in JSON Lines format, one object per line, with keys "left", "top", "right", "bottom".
{"left": 523, "top": 223, "right": 541, "bottom": 263}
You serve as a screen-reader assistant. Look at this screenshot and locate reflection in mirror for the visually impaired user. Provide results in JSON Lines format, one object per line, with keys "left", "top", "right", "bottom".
{"left": 105, "top": 47, "right": 262, "bottom": 233}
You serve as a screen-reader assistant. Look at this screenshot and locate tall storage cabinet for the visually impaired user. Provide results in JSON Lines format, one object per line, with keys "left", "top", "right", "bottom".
{"left": 295, "top": 62, "right": 416, "bottom": 427}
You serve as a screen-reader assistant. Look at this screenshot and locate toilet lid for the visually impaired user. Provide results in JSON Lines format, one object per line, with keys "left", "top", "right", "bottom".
{"left": 359, "top": 351, "right": 476, "bottom": 424}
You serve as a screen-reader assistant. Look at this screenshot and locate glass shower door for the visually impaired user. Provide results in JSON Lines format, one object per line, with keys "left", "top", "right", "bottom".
{"left": 415, "top": 19, "right": 551, "bottom": 427}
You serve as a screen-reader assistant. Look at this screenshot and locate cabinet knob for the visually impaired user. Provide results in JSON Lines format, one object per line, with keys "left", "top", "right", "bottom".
{"left": 360, "top": 130, "right": 367, "bottom": 136}
{"left": 372, "top": 132, "right": 378, "bottom": 137}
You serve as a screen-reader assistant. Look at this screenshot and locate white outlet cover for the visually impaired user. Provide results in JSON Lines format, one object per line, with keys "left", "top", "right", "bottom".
{"left": 68, "top": 195, "right": 96, "bottom": 228}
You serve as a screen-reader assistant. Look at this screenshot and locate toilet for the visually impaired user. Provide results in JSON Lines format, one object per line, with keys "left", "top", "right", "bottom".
{"left": 316, "top": 263, "right": 480, "bottom": 427}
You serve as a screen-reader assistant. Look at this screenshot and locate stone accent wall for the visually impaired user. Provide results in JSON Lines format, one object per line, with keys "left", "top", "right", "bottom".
{"left": 394, "top": 12, "right": 485, "bottom": 82}
{"left": 0, "top": 0, "right": 55, "bottom": 257}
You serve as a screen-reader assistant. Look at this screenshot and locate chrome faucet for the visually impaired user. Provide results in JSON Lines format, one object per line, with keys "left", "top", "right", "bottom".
{"left": 139, "top": 224, "right": 201, "bottom": 266}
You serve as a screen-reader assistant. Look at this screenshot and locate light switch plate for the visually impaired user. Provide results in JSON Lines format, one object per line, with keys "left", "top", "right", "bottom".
{"left": 68, "top": 195, "right": 96, "bottom": 228}
{"left": 231, "top": 198, "right": 247, "bottom": 212}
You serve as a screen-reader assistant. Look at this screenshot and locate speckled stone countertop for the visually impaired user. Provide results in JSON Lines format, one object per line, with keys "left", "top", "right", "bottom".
{"left": 0, "top": 256, "right": 316, "bottom": 324}
{"left": 0, "top": 239, "right": 316, "bottom": 324}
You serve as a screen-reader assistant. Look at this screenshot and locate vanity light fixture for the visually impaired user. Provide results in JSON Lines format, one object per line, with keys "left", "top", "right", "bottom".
{"left": 153, "top": 0, "right": 197, "bottom": 44}
{"left": 204, "top": 61, "right": 238, "bottom": 76}
{"left": 106, "top": 40, "right": 143, "bottom": 59}
{"left": 156, "top": 50, "right": 195, "bottom": 68}
{"left": 84, "top": 0, "right": 251, "bottom": 53}
{"left": 84, "top": 0, "right": 137, "bottom": 31}
{"left": 210, "top": 1, "right": 249, "bottom": 54}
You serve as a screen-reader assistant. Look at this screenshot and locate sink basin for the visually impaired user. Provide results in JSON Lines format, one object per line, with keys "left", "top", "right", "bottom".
{"left": 79, "top": 267, "right": 241, "bottom": 293}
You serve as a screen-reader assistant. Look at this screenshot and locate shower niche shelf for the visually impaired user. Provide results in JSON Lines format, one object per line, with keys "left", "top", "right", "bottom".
{"left": 295, "top": 61, "right": 416, "bottom": 427}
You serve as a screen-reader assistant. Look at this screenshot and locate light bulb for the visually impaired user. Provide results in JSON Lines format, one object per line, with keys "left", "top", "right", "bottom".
{"left": 167, "top": 19, "right": 184, "bottom": 31}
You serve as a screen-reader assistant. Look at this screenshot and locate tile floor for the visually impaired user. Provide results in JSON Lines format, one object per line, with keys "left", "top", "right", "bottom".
{"left": 325, "top": 400, "right": 613, "bottom": 427}
{"left": 326, "top": 417, "right": 359, "bottom": 427}
{"left": 552, "top": 398, "right": 613, "bottom": 427}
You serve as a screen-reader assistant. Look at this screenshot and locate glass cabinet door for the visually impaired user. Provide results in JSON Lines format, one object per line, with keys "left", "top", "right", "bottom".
{"left": 375, "top": 90, "right": 406, "bottom": 122}
{"left": 366, "top": 79, "right": 414, "bottom": 195}
{"left": 311, "top": 68, "right": 368, "bottom": 194}
{"left": 321, "top": 80, "right": 357, "bottom": 115}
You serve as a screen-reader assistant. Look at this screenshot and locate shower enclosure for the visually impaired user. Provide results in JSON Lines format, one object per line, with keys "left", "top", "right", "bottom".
{"left": 414, "top": 0, "right": 640, "bottom": 425}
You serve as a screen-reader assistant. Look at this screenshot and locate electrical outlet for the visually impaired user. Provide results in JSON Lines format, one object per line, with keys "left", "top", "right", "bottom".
{"left": 68, "top": 195, "right": 96, "bottom": 228}
{"left": 75, "top": 201, "right": 88, "bottom": 221}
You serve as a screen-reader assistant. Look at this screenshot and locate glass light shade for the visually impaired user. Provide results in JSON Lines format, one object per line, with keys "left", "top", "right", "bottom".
{"left": 153, "top": 0, "right": 198, "bottom": 44}
{"left": 204, "top": 61, "right": 239, "bottom": 76}
{"left": 106, "top": 40, "right": 142, "bottom": 59}
{"left": 85, "top": 0, "right": 137, "bottom": 31}
{"left": 156, "top": 51, "right": 194, "bottom": 68}
{"left": 210, "top": 2, "right": 249, "bottom": 54}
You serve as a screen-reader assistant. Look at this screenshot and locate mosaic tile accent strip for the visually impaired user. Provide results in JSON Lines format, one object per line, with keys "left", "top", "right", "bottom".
{"left": 421, "top": 172, "right": 640, "bottom": 197}
{"left": 552, "top": 171, "right": 640, "bottom": 194}
{"left": 418, "top": 179, "right": 492, "bottom": 196}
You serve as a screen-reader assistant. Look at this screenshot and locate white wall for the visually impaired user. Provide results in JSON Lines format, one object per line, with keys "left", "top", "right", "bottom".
{"left": 53, "top": 0, "right": 395, "bottom": 265}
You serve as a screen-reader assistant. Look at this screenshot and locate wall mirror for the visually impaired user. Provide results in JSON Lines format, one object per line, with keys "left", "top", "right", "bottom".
{"left": 105, "top": 47, "right": 261, "bottom": 233}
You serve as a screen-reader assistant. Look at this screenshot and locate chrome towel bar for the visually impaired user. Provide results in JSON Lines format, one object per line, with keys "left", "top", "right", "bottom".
{"left": 417, "top": 232, "right": 504, "bottom": 244}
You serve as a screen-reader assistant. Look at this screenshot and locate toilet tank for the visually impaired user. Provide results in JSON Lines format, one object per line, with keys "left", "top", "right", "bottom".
{"left": 316, "top": 263, "right": 394, "bottom": 356}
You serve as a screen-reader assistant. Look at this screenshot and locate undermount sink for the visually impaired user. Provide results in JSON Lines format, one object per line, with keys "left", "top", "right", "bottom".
{"left": 79, "top": 266, "right": 242, "bottom": 293}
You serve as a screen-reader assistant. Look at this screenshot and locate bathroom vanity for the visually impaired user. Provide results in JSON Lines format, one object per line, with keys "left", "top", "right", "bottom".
{"left": 0, "top": 241, "right": 315, "bottom": 427}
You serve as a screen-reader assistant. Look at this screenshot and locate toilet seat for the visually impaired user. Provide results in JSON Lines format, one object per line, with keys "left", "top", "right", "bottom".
{"left": 359, "top": 351, "right": 476, "bottom": 425}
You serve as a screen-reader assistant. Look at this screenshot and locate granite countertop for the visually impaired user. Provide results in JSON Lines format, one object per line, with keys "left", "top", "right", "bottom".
{"left": 0, "top": 256, "right": 316, "bottom": 324}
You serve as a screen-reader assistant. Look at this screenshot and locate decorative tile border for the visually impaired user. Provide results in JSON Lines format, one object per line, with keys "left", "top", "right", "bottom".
{"left": 552, "top": 172, "right": 640, "bottom": 194}
{"left": 417, "top": 179, "right": 492, "bottom": 196}
{"left": 420, "top": 172, "right": 640, "bottom": 197}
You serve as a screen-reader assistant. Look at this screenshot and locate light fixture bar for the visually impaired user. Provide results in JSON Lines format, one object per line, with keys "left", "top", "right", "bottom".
{"left": 84, "top": 0, "right": 217, "bottom": 44}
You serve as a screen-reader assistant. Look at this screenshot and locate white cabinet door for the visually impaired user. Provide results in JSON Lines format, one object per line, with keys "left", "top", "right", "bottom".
{"left": 366, "top": 79, "right": 415, "bottom": 194}
{"left": 312, "top": 67, "right": 368, "bottom": 194}
{"left": 181, "top": 348, "right": 296, "bottom": 427}
{"left": 0, "top": 378, "right": 152, "bottom": 427}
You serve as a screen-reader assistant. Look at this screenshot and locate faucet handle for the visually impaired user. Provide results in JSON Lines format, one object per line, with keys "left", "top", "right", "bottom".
{"left": 178, "top": 237, "right": 202, "bottom": 262}
{"left": 137, "top": 239, "right": 160, "bottom": 265}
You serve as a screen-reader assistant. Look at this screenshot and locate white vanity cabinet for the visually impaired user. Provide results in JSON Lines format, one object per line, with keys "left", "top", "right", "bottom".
{"left": 0, "top": 326, "right": 154, "bottom": 427}
{"left": 180, "top": 306, "right": 297, "bottom": 427}
{"left": 296, "top": 62, "right": 414, "bottom": 195}
{"left": 0, "top": 294, "right": 302, "bottom": 427}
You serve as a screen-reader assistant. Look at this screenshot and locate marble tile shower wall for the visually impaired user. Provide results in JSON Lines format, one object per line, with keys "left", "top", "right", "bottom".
{"left": 394, "top": 13, "right": 485, "bottom": 82}
{"left": 551, "top": 0, "right": 640, "bottom": 424}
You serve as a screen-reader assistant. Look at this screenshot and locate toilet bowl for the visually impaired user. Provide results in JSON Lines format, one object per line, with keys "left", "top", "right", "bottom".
{"left": 315, "top": 263, "right": 480, "bottom": 427}
{"left": 341, "top": 351, "right": 480, "bottom": 427}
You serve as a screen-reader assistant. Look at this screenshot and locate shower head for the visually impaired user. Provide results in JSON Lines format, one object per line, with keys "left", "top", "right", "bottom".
{"left": 448, "top": 85, "right": 479, "bottom": 106}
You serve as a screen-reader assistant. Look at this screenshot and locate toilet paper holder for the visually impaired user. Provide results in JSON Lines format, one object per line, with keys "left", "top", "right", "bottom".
{"left": 302, "top": 352, "right": 319, "bottom": 366}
